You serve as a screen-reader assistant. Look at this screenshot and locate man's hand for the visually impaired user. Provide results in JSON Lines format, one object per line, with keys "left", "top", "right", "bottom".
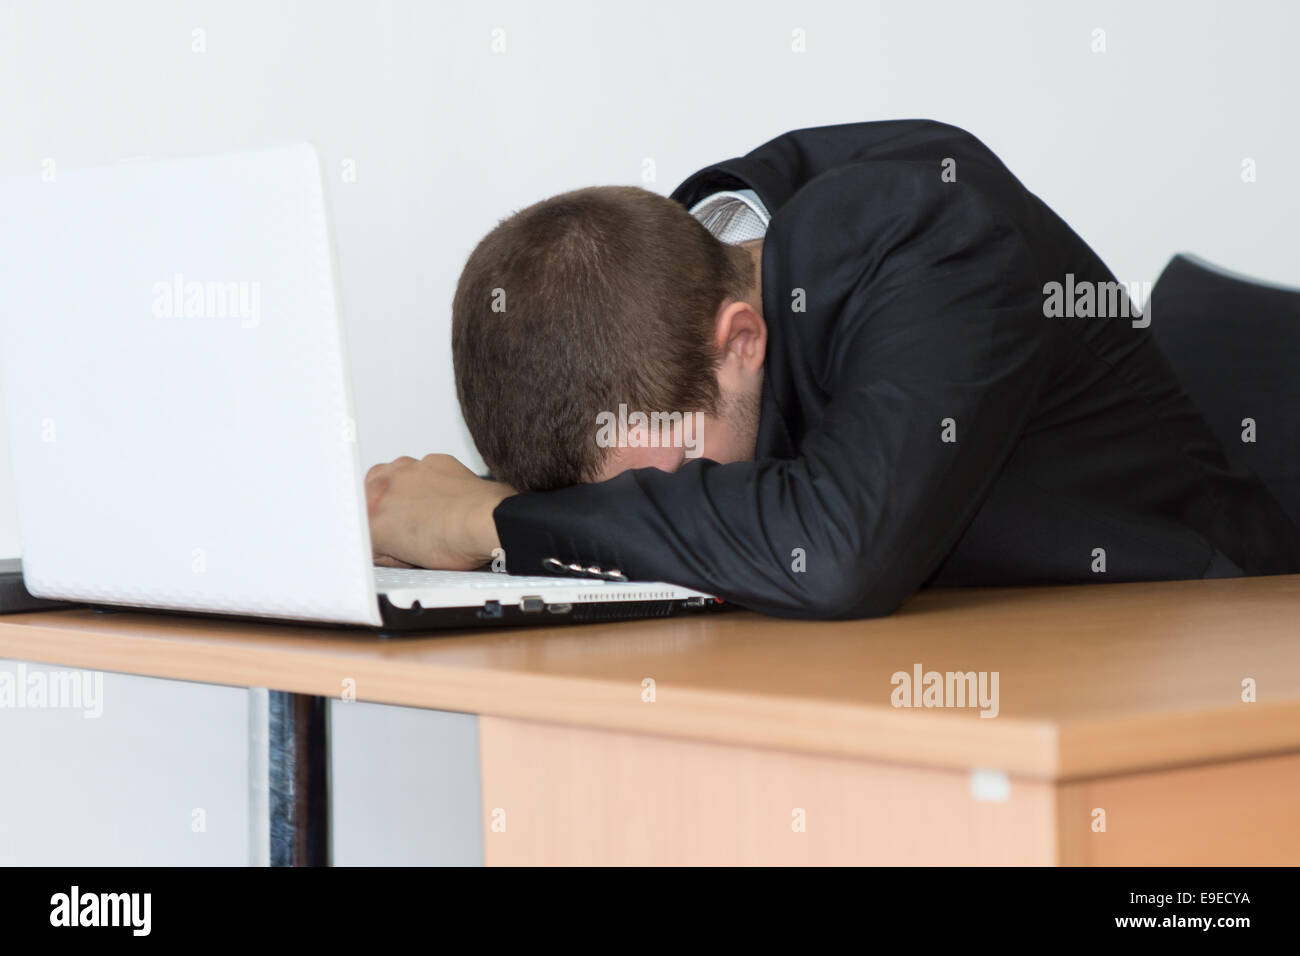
{"left": 365, "top": 454, "right": 514, "bottom": 570}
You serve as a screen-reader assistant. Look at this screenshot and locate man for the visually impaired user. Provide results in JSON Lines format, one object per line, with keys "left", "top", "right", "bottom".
{"left": 366, "top": 120, "right": 1300, "bottom": 619}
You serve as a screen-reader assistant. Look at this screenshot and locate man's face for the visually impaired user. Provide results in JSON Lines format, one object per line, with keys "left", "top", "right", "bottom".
{"left": 593, "top": 278, "right": 767, "bottom": 482}
{"left": 592, "top": 388, "right": 763, "bottom": 481}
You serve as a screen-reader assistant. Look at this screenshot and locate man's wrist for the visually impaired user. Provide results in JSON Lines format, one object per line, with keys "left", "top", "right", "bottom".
{"left": 467, "top": 483, "right": 511, "bottom": 564}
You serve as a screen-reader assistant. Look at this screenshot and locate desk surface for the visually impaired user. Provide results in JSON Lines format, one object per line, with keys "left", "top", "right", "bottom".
{"left": 2, "top": 574, "right": 1297, "bottom": 780}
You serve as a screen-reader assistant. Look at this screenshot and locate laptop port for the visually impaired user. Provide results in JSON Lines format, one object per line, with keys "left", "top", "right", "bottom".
{"left": 478, "top": 600, "right": 503, "bottom": 619}
{"left": 546, "top": 603, "right": 573, "bottom": 614}
{"left": 520, "top": 595, "right": 545, "bottom": 613}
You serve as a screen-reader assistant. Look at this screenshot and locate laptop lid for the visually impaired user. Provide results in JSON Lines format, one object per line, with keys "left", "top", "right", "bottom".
{"left": 0, "top": 144, "right": 382, "bottom": 626}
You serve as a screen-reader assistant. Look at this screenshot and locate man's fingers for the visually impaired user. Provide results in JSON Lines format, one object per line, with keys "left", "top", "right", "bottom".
{"left": 362, "top": 452, "right": 501, "bottom": 572}
{"left": 365, "top": 456, "right": 422, "bottom": 516}
{"left": 365, "top": 470, "right": 392, "bottom": 517}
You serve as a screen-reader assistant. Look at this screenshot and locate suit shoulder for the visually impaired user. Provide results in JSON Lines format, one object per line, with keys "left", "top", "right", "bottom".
{"left": 766, "top": 160, "right": 1039, "bottom": 323}
{"left": 750, "top": 119, "right": 996, "bottom": 162}
{"left": 777, "top": 159, "right": 1009, "bottom": 239}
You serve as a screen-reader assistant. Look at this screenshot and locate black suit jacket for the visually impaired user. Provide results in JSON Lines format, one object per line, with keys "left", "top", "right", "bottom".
{"left": 493, "top": 120, "right": 1300, "bottom": 618}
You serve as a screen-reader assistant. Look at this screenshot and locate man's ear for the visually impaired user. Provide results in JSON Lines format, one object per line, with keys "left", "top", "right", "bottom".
{"left": 713, "top": 300, "right": 767, "bottom": 373}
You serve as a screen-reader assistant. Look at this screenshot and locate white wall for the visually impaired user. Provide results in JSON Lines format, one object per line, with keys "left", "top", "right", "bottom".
{"left": 0, "top": 667, "right": 483, "bottom": 866}
{"left": 1, "top": 0, "right": 1296, "bottom": 864}
{"left": 0, "top": 663, "right": 251, "bottom": 865}
{"left": 3, "top": 0, "right": 1297, "bottom": 558}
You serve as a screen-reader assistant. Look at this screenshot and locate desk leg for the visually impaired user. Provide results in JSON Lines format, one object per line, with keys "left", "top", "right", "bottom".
{"left": 249, "top": 688, "right": 331, "bottom": 866}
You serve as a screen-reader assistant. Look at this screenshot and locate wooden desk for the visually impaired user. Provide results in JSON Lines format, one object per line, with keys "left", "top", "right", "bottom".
{"left": 2, "top": 574, "right": 1298, "bottom": 865}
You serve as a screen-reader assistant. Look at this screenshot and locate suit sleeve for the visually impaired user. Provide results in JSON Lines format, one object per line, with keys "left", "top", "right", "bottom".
{"left": 493, "top": 165, "right": 1057, "bottom": 619}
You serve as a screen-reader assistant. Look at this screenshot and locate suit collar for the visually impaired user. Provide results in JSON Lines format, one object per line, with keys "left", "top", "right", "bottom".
{"left": 670, "top": 157, "right": 795, "bottom": 216}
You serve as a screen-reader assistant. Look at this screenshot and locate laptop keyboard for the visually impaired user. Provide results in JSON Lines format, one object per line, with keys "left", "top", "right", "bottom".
{"left": 373, "top": 567, "right": 583, "bottom": 591}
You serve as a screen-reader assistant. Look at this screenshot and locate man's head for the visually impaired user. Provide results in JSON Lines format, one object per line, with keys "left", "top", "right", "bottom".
{"left": 453, "top": 185, "right": 766, "bottom": 492}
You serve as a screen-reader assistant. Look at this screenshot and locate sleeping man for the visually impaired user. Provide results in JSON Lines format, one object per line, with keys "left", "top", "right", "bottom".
{"left": 364, "top": 120, "right": 1300, "bottom": 619}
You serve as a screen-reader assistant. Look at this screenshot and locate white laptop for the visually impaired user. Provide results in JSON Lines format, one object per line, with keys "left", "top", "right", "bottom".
{"left": 0, "top": 144, "right": 721, "bottom": 632}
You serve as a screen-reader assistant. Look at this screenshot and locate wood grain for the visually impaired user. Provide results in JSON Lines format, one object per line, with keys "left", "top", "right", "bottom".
{"left": 1056, "top": 752, "right": 1300, "bottom": 865}
{"left": 481, "top": 719, "right": 1300, "bottom": 866}
{"left": 479, "top": 716, "right": 1057, "bottom": 866}
{"left": 1, "top": 573, "right": 1298, "bottom": 777}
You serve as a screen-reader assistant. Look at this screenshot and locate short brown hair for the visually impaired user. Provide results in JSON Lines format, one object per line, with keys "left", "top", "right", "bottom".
{"left": 452, "top": 185, "right": 755, "bottom": 492}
